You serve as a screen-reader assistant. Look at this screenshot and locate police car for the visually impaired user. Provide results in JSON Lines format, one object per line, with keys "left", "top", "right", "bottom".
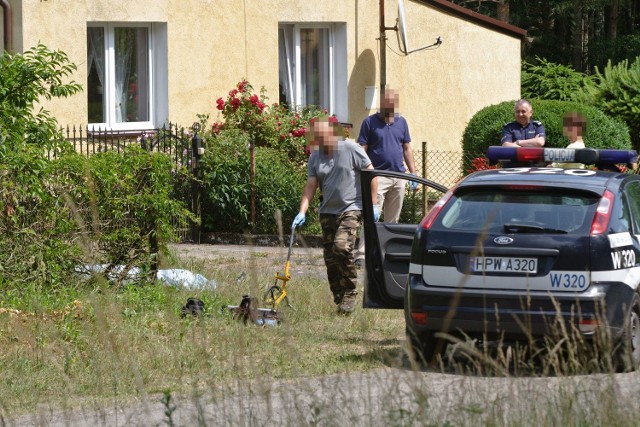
{"left": 361, "top": 147, "right": 640, "bottom": 368}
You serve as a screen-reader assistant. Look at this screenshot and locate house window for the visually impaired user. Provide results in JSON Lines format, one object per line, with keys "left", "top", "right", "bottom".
{"left": 278, "top": 23, "right": 347, "bottom": 122}
{"left": 87, "top": 23, "right": 168, "bottom": 129}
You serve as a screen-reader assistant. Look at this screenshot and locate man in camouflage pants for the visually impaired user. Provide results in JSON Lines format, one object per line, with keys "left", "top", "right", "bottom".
{"left": 292, "top": 116, "right": 379, "bottom": 314}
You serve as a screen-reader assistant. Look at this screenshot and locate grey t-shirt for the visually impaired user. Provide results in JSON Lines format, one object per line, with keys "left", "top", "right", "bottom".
{"left": 307, "top": 140, "right": 372, "bottom": 215}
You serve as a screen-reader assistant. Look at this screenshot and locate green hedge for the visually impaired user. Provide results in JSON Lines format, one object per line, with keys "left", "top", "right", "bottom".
{"left": 199, "top": 129, "right": 310, "bottom": 234}
{"left": 461, "top": 99, "right": 632, "bottom": 174}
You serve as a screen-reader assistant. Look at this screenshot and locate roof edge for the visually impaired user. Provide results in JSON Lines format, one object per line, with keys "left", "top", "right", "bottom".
{"left": 413, "top": 0, "right": 527, "bottom": 39}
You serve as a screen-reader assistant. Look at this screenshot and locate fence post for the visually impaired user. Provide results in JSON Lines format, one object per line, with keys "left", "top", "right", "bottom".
{"left": 422, "top": 140, "right": 427, "bottom": 214}
{"left": 190, "top": 123, "right": 203, "bottom": 243}
{"left": 250, "top": 137, "right": 256, "bottom": 233}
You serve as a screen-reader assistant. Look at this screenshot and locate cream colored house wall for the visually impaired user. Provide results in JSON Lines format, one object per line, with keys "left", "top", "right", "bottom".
{"left": 13, "top": 0, "right": 520, "bottom": 154}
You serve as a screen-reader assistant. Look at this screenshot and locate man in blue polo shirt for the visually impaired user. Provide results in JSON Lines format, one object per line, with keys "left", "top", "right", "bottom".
{"left": 501, "top": 99, "right": 546, "bottom": 148}
{"left": 354, "top": 87, "right": 417, "bottom": 265}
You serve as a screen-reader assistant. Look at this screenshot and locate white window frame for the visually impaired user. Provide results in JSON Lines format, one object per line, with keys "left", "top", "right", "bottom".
{"left": 278, "top": 23, "right": 347, "bottom": 122}
{"left": 87, "top": 22, "right": 168, "bottom": 130}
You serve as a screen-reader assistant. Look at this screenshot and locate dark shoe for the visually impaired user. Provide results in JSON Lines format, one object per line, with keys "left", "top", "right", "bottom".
{"left": 337, "top": 290, "right": 358, "bottom": 314}
{"left": 333, "top": 290, "right": 345, "bottom": 305}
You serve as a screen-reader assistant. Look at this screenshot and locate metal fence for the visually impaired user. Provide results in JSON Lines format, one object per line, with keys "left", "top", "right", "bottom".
{"left": 55, "top": 127, "right": 476, "bottom": 230}
{"left": 57, "top": 123, "right": 192, "bottom": 165}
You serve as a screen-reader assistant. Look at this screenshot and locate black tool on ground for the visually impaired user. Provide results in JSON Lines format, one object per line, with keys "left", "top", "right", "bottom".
{"left": 227, "top": 294, "right": 281, "bottom": 326}
{"left": 181, "top": 297, "right": 205, "bottom": 318}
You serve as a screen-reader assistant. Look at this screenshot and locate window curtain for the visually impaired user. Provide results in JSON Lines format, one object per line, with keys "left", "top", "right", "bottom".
{"left": 114, "top": 28, "right": 134, "bottom": 123}
{"left": 87, "top": 28, "right": 105, "bottom": 95}
{"left": 278, "top": 25, "right": 295, "bottom": 107}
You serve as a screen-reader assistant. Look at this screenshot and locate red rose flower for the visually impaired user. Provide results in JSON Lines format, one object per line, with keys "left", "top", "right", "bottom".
{"left": 230, "top": 97, "right": 241, "bottom": 110}
{"left": 216, "top": 97, "right": 225, "bottom": 110}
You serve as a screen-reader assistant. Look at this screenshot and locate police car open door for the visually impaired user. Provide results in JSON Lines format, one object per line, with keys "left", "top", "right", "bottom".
{"left": 360, "top": 169, "right": 448, "bottom": 309}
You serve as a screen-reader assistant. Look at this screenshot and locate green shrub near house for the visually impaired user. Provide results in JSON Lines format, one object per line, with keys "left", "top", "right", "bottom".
{"left": 461, "top": 99, "right": 632, "bottom": 174}
{"left": 199, "top": 129, "right": 313, "bottom": 235}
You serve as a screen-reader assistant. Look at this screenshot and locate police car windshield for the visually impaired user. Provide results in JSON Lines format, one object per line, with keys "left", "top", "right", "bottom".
{"left": 437, "top": 188, "right": 600, "bottom": 234}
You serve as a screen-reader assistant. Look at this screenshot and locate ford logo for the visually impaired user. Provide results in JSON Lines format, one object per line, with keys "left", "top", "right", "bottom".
{"left": 494, "top": 236, "right": 514, "bottom": 245}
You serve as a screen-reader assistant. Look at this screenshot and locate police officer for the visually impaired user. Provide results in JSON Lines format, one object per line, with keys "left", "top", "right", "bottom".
{"left": 501, "top": 99, "right": 546, "bottom": 148}
{"left": 500, "top": 99, "right": 546, "bottom": 167}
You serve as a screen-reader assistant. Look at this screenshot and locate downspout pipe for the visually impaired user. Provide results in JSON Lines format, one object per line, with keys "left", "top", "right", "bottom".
{"left": 0, "top": 0, "right": 12, "bottom": 52}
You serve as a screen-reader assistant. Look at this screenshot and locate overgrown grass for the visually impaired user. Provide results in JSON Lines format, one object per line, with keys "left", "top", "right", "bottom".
{"left": 3, "top": 246, "right": 640, "bottom": 425}
{"left": 0, "top": 245, "right": 404, "bottom": 418}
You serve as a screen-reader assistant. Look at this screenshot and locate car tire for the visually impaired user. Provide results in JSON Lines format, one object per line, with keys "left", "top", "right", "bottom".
{"left": 615, "top": 293, "right": 640, "bottom": 372}
{"left": 406, "top": 327, "right": 444, "bottom": 367}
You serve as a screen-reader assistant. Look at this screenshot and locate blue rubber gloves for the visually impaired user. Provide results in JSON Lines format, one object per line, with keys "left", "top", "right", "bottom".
{"left": 408, "top": 173, "right": 419, "bottom": 191}
{"left": 292, "top": 212, "right": 306, "bottom": 227}
{"left": 373, "top": 205, "right": 381, "bottom": 222}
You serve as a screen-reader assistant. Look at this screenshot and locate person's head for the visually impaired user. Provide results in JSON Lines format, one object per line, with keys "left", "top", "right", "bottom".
{"left": 306, "top": 115, "right": 339, "bottom": 154}
{"left": 514, "top": 99, "right": 534, "bottom": 126}
{"left": 562, "top": 112, "right": 587, "bottom": 142}
{"left": 379, "top": 87, "right": 399, "bottom": 121}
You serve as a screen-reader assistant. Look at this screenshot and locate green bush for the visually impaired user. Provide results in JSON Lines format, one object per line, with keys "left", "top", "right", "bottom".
{"left": 0, "top": 44, "right": 83, "bottom": 292}
{"left": 462, "top": 99, "right": 632, "bottom": 174}
{"left": 48, "top": 147, "right": 193, "bottom": 282}
{"left": 199, "top": 129, "right": 309, "bottom": 234}
{"left": 578, "top": 57, "right": 640, "bottom": 151}
{"left": 522, "top": 57, "right": 595, "bottom": 101}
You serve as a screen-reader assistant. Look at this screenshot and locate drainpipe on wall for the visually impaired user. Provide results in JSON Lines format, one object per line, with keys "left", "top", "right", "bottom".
{"left": 0, "top": 0, "right": 12, "bottom": 52}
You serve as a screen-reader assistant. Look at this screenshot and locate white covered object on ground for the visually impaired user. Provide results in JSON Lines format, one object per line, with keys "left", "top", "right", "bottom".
{"left": 75, "top": 265, "right": 216, "bottom": 290}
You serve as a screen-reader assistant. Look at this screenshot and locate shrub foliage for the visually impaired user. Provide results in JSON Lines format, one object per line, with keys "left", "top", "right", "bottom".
{"left": 1, "top": 45, "right": 192, "bottom": 291}
{"left": 462, "top": 99, "right": 632, "bottom": 174}
{"left": 199, "top": 129, "right": 309, "bottom": 234}
{"left": 200, "top": 80, "right": 328, "bottom": 234}
{"left": 521, "top": 57, "right": 595, "bottom": 101}
{"left": 579, "top": 57, "right": 640, "bottom": 151}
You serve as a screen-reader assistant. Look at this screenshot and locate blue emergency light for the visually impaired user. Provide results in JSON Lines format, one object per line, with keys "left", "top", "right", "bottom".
{"left": 487, "top": 146, "right": 638, "bottom": 167}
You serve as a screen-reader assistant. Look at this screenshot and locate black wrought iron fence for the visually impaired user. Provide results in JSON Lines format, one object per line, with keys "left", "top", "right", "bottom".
{"left": 56, "top": 123, "right": 192, "bottom": 162}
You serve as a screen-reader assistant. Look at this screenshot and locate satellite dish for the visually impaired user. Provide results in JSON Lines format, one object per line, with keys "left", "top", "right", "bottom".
{"left": 397, "top": 0, "right": 409, "bottom": 54}
{"left": 396, "top": 0, "right": 443, "bottom": 55}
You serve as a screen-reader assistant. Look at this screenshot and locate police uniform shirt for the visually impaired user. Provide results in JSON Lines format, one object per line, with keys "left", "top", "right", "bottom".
{"left": 501, "top": 120, "right": 546, "bottom": 144}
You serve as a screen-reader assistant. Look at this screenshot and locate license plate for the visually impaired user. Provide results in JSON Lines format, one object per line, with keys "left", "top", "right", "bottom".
{"left": 469, "top": 256, "right": 537, "bottom": 274}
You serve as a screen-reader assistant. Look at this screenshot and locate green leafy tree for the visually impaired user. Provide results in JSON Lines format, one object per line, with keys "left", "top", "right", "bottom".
{"left": 522, "top": 57, "right": 595, "bottom": 101}
{"left": 578, "top": 57, "right": 640, "bottom": 151}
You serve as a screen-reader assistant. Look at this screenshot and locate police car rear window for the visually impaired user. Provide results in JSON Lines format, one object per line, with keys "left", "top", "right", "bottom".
{"left": 436, "top": 188, "right": 600, "bottom": 234}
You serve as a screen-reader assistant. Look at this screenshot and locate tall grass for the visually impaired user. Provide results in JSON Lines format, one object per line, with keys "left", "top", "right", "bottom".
{"left": 3, "top": 245, "right": 640, "bottom": 426}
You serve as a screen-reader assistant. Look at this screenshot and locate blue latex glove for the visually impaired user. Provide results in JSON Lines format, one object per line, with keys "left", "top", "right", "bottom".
{"left": 408, "top": 173, "right": 419, "bottom": 191}
{"left": 292, "top": 212, "right": 306, "bottom": 227}
{"left": 373, "top": 205, "right": 381, "bottom": 222}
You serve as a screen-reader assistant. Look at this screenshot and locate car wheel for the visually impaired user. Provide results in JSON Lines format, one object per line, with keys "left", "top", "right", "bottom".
{"left": 406, "top": 327, "right": 444, "bottom": 367}
{"left": 616, "top": 294, "right": 640, "bottom": 372}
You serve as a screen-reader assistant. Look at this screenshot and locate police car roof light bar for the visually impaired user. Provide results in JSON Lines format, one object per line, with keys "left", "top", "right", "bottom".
{"left": 486, "top": 146, "right": 638, "bottom": 167}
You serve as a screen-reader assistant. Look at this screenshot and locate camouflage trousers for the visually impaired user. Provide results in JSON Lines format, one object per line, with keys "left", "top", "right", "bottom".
{"left": 319, "top": 210, "right": 362, "bottom": 304}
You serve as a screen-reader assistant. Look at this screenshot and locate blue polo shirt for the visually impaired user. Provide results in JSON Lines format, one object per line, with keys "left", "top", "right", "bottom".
{"left": 501, "top": 120, "right": 546, "bottom": 144}
{"left": 357, "top": 113, "right": 411, "bottom": 172}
